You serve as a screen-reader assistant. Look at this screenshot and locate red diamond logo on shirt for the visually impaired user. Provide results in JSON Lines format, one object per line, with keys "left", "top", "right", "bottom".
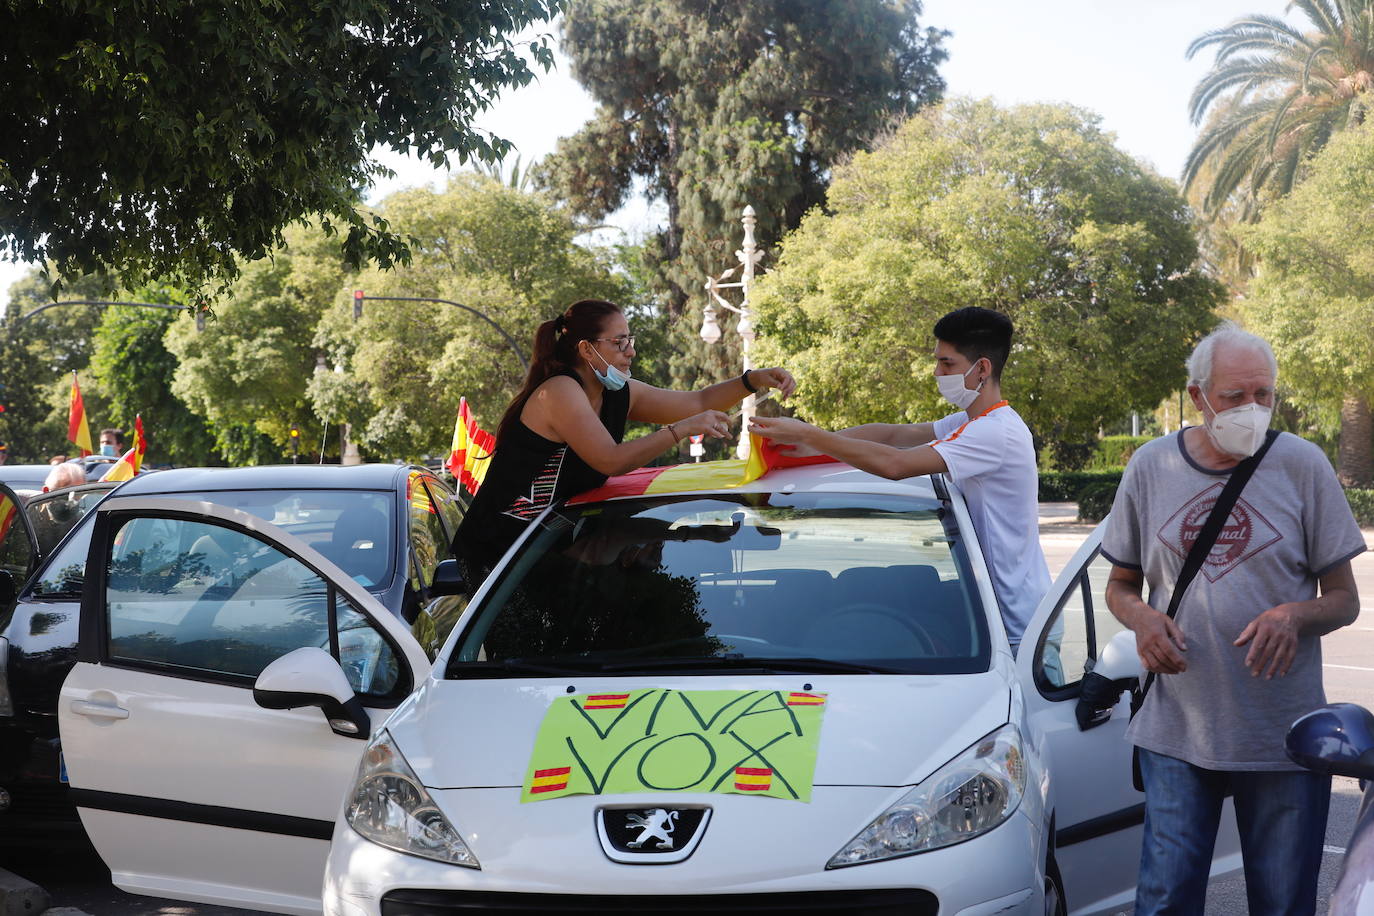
{"left": 1157, "top": 483, "right": 1282, "bottom": 582}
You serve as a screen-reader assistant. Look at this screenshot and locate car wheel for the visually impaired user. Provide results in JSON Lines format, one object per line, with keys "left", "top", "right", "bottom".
{"left": 1045, "top": 855, "right": 1066, "bottom": 916}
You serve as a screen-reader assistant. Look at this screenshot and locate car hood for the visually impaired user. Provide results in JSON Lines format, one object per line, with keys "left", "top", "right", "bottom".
{"left": 387, "top": 671, "right": 1012, "bottom": 790}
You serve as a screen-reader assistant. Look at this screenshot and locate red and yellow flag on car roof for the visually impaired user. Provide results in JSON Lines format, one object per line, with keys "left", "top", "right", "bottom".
{"left": 448, "top": 398, "right": 495, "bottom": 497}
{"left": 67, "top": 372, "right": 93, "bottom": 457}
{"left": 100, "top": 415, "right": 146, "bottom": 482}
{"left": 568, "top": 434, "right": 837, "bottom": 505}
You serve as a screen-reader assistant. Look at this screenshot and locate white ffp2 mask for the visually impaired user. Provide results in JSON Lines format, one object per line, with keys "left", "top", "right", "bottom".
{"left": 1202, "top": 395, "right": 1272, "bottom": 458}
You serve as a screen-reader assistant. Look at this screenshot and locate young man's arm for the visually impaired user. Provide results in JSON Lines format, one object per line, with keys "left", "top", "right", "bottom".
{"left": 749, "top": 417, "right": 947, "bottom": 479}
{"left": 834, "top": 422, "right": 938, "bottom": 448}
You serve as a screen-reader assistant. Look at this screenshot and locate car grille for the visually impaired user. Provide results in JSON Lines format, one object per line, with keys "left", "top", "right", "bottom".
{"left": 379, "top": 888, "right": 938, "bottom": 915}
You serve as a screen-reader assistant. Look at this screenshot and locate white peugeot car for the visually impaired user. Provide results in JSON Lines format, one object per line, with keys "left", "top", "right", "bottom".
{"left": 53, "top": 464, "right": 1242, "bottom": 915}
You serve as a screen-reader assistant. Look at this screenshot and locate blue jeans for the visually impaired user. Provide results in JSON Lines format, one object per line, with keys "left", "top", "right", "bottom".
{"left": 1135, "top": 748, "right": 1330, "bottom": 916}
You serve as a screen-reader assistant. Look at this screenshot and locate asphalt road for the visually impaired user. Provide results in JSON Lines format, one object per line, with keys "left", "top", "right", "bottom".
{"left": 7, "top": 503, "right": 1372, "bottom": 915}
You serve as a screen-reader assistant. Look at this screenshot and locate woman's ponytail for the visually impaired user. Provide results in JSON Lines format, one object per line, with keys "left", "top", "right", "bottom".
{"left": 495, "top": 299, "right": 623, "bottom": 446}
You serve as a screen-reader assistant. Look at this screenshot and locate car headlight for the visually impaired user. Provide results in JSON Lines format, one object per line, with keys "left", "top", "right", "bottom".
{"left": 345, "top": 729, "right": 479, "bottom": 868}
{"left": 827, "top": 723, "right": 1026, "bottom": 868}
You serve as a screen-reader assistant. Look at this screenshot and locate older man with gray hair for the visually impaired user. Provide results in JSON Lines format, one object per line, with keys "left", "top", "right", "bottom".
{"left": 1102, "top": 322, "right": 1364, "bottom": 915}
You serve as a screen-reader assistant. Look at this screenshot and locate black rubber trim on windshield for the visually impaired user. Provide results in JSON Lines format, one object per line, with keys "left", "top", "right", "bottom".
{"left": 69, "top": 788, "right": 335, "bottom": 840}
{"left": 1055, "top": 802, "right": 1144, "bottom": 848}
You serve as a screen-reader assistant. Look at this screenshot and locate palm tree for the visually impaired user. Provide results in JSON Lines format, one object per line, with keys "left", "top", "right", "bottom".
{"left": 1184, "top": 0, "right": 1374, "bottom": 217}
{"left": 1185, "top": 1, "right": 1374, "bottom": 487}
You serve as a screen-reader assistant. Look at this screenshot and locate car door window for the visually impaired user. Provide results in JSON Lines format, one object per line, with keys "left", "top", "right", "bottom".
{"left": 408, "top": 477, "right": 447, "bottom": 591}
{"left": 1034, "top": 548, "right": 1125, "bottom": 694}
{"left": 0, "top": 489, "right": 35, "bottom": 606}
{"left": 105, "top": 516, "right": 403, "bottom": 698}
{"left": 423, "top": 476, "right": 463, "bottom": 542}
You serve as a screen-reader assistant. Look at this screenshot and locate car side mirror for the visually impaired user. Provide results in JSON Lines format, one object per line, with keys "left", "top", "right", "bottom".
{"left": 1075, "top": 630, "right": 1142, "bottom": 731}
{"left": 429, "top": 558, "right": 465, "bottom": 597}
{"left": 253, "top": 647, "right": 370, "bottom": 740}
{"left": 0, "top": 570, "right": 15, "bottom": 609}
{"left": 1286, "top": 702, "right": 1374, "bottom": 780}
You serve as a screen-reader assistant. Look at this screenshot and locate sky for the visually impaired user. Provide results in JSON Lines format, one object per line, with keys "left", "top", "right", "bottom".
{"left": 0, "top": 0, "right": 1295, "bottom": 311}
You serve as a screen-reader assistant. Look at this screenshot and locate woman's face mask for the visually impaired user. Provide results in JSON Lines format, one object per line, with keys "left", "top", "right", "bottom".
{"left": 587, "top": 345, "right": 631, "bottom": 391}
{"left": 936, "top": 359, "right": 985, "bottom": 410}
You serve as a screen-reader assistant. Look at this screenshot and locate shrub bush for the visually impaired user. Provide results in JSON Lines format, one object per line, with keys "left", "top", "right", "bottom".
{"left": 1085, "top": 435, "right": 1152, "bottom": 471}
{"left": 1077, "top": 481, "right": 1119, "bottom": 523}
{"left": 1346, "top": 489, "right": 1374, "bottom": 527}
{"left": 1038, "top": 470, "right": 1124, "bottom": 502}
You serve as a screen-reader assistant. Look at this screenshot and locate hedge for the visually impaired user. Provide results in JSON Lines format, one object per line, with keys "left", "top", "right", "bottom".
{"left": 1038, "top": 470, "right": 1124, "bottom": 502}
{"left": 1346, "top": 489, "right": 1374, "bottom": 527}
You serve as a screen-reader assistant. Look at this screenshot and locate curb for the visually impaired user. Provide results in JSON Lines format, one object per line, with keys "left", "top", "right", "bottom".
{"left": 0, "top": 868, "right": 49, "bottom": 915}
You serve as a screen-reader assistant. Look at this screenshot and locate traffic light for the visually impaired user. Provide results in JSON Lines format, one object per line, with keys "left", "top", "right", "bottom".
{"left": 353, "top": 289, "right": 364, "bottom": 320}
{"left": 289, "top": 426, "right": 300, "bottom": 462}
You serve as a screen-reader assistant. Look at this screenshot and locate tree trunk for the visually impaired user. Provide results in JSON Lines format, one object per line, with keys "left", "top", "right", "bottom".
{"left": 1338, "top": 394, "right": 1374, "bottom": 487}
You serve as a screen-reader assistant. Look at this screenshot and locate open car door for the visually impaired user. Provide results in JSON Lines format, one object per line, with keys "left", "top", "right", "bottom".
{"left": 0, "top": 482, "right": 40, "bottom": 615}
{"left": 59, "top": 495, "right": 431, "bottom": 915}
{"left": 1015, "top": 522, "right": 1242, "bottom": 916}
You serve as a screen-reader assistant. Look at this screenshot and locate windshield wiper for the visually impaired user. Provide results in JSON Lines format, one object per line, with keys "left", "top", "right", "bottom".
{"left": 597, "top": 655, "right": 895, "bottom": 674}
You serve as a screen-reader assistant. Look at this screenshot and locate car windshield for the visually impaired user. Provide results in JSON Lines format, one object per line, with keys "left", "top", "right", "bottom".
{"left": 448, "top": 491, "right": 990, "bottom": 677}
{"left": 27, "top": 487, "right": 395, "bottom": 597}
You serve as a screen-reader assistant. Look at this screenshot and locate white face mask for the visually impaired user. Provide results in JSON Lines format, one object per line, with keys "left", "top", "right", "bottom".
{"left": 1201, "top": 394, "right": 1272, "bottom": 458}
{"left": 936, "top": 360, "right": 985, "bottom": 410}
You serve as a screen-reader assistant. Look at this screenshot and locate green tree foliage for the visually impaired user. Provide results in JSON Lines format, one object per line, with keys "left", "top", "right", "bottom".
{"left": 0, "top": 270, "right": 132, "bottom": 461}
{"left": 542, "top": 0, "right": 948, "bottom": 390}
{"left": 749, "top": 100, "right": 1222, "bottom": 467}
{"left": 312, "top": 174, "right": 633, "bottom": 460}
{"left": 165, "top": 225, "right": 351, "bottom": 465}
{"left": 1184, "top": 0, "right": 1374, "bottom": 218}
{"left": 1240, "top": 120, "right": 1374, "bottom": 484}
{"left": 89, "top": 305, "right": 220, "bottom": 467}
{"left": 0, "top": 0, "right": 561, "bottom": 296}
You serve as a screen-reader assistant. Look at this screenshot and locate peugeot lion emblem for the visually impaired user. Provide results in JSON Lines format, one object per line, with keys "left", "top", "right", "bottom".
{"left": 626, "top": 808, "right": 678, "bottom": 849}
{"left": 596, "top": 806, "right": 711, "bottom": 864}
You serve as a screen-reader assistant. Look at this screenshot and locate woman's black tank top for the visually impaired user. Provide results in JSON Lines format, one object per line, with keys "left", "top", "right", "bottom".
{"left": 455, "top": 372, "right": 629, "bottom": 573}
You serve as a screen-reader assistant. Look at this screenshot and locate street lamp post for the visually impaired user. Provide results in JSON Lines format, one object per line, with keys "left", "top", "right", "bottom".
{"left": 351, "top": 292, "right": 529, "bottom": 371}
{"left": 6, "top": 299, "right": 205, "bottom": 331}
{"left": 702, "top": 205, "right": 765, "bottom": 460}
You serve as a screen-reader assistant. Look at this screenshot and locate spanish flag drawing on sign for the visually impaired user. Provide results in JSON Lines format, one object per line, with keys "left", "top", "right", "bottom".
{"left": 582, "top": 694, "right": 630, "bottom": 710}
{"left": 786, "top": 692, "right": 827, "bottom": 707}
{"left": 568, "top": 434, "right": 836, "bottom": 505}
{"left": 529, "top": 766, "right": 572, "bottom": 794}
{"left": 733, "top": 767, "right": 773, "bottom": 792}
{"left": 447, "top": 398, "right": 495, "bottom": 497}
{"left": 101, "top": 415, "right": 146, "bottom": 482}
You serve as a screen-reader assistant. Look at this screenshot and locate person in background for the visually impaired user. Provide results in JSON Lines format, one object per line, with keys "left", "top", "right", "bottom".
{"left": 454, "top": 297, "right": 795, "bottom": 580}
{"left": 98, "top": 428, "right": 125, "bottom": 458}
{"left": 750, "top": 306, "right": 1049, "bottom": 652}
{"left": 1103, "top": 323, "right": 1363, "bottom": 915}
{"left": 48, "top": 455, "right": 68, "bottom": 466}
{"left": 41, "top": 463, "right": 85, "bottom": 493}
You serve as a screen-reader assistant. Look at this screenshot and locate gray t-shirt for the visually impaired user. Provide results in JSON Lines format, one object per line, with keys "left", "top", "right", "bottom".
{"left": 1102, "top": 429, "right": 1366, "bottom": 770}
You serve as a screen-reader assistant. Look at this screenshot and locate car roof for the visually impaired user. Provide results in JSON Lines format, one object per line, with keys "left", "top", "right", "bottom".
{"left": 574, "top": 461, "right": 944, "bottom": 504}
{"left": 110, "top": 463, "right": 419, "bottom": 495}
{"left": 0, "top": 465, "right": 54, "bottom": 491}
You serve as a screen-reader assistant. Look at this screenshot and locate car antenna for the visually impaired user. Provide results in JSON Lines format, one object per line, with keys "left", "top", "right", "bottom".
{"left": 318, "top": 423, "right": 329, "bottom": 464}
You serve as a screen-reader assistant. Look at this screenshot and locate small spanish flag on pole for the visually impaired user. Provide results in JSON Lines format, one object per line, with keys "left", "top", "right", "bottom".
{"left": 101, "top": 415, "right": 146, "bottom": 482}
{"left": 67, "top": 371, "right": 93, "bottom": 457}
{"left": 447, "top": 398, "right": 495, "bottom": 497}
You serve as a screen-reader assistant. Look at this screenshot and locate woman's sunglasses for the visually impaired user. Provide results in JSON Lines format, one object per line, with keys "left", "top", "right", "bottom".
{"left": 590, "top": 335, "right": 636, "bottom": 352}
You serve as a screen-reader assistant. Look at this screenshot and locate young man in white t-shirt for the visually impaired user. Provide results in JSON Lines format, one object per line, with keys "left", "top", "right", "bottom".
{"left": 750, "top": 307, "right": 1050, "bottom": 649}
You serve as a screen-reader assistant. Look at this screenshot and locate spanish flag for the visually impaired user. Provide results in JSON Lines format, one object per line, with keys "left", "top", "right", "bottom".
{"left": 569, "top": 434, "right": 837, "bottom": 505}
{"left": 0, "top": 493, "right": 17, "bottom": 545}
{"left": 447, "top": 398, "right": 495, "bottom": 497}
{"left": 529, "top": 766, "right": 572, "bottom": 794}
{"left": 67, "top": 372, "right": 93, "bottom": 457}
{"left": 582, "top": 694, "right": 630, "bottom": 710}
{"left": 733, "top": 767, "right": 773, "bottom": 792}
{"left": 101, "top": 415, "right": 146, "bottom": 482}
{"left": 786, "top": 692, "right": 827, "bottom": 707}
